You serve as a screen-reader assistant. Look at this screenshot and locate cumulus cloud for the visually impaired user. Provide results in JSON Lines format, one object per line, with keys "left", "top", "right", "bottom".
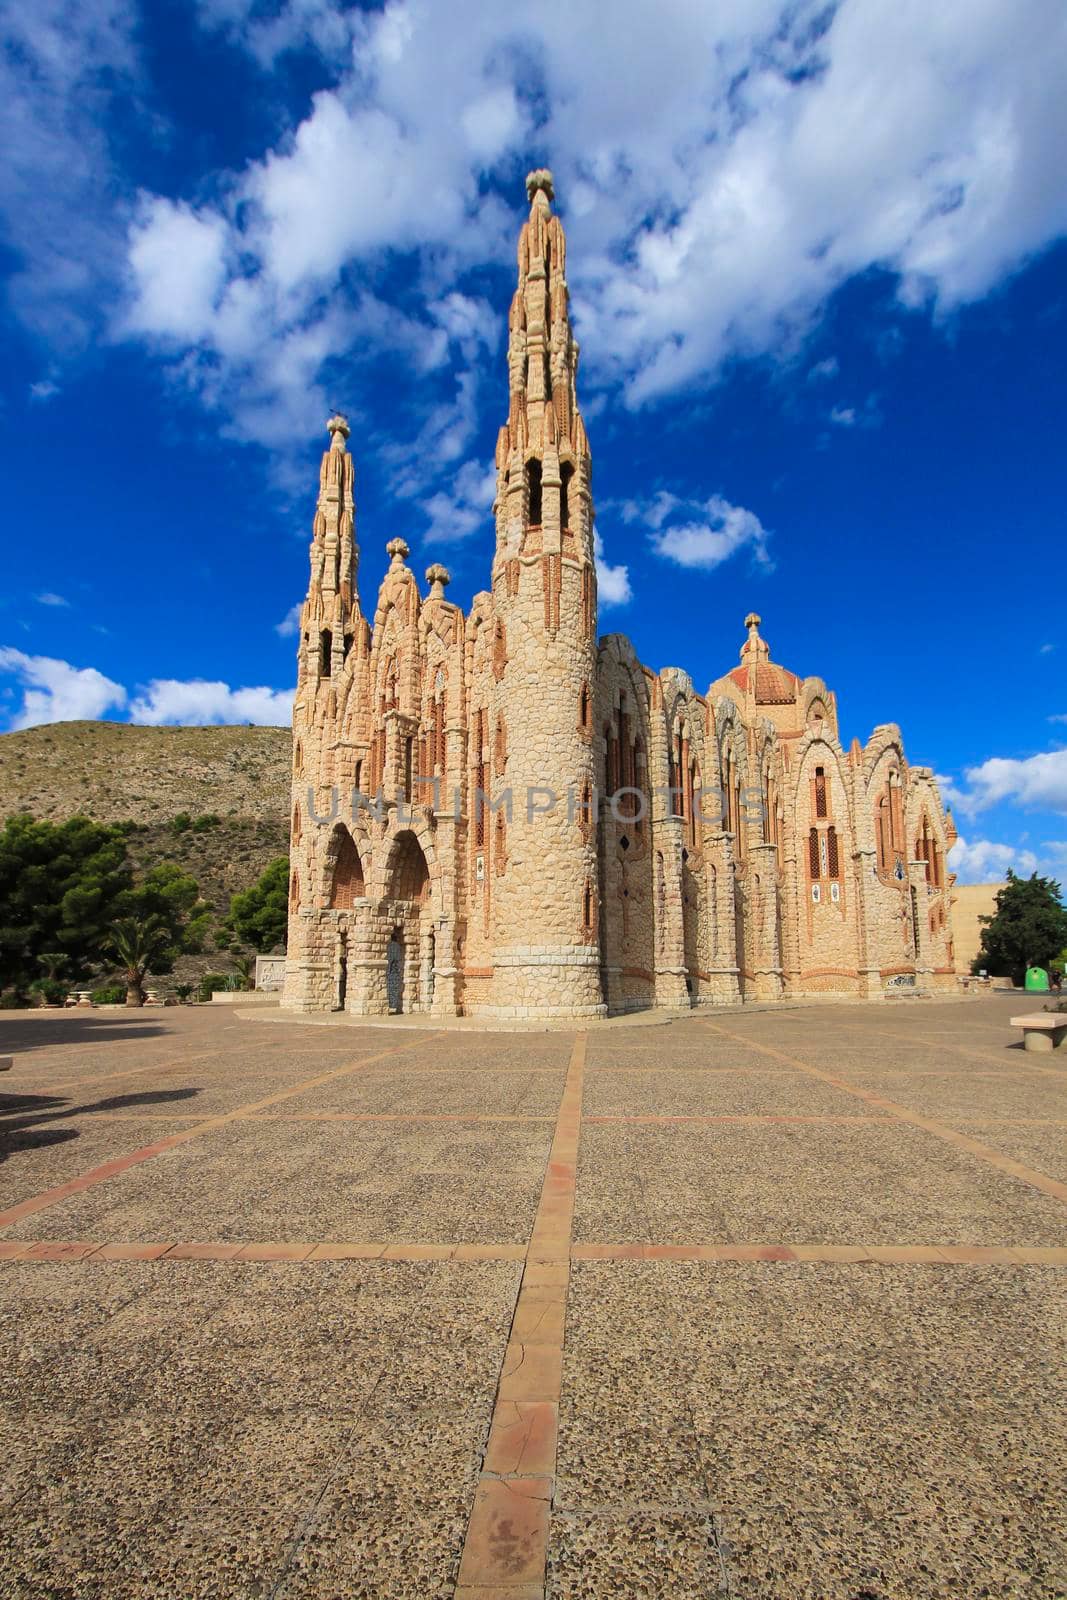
{"left": 128, "top": 679, "right": 295, "bottom": 726}
{"left": 29, "top": 380, "right": 61, "bottom": 402}
{"left": 105, "top": 0, "right": 1067, "bottom": 452}
{"left": 275, "top": 603, "right": 303, "bottom": 638}
{"left": 0, "top": 648, "right": 293, "bottom": 730}
{"left": 0, "top": 646, "right": 126, "bottom": 728}
{"left": 949, "top": 834, "right": 1037, "bottom": 884}
{"left": 593, "top": 530, "right": 632, "bottom": 608}
{"left": 420, "top": 458, "right": 496, "bottom": 545}
{"left": 950, "top": 749, "right": 1067, "bottom": 816}
{"left": 623, "top": 490, "right": 771, "bottom": 572}
{"left": 35, "top": 592, "right": 70, "bottom": 608}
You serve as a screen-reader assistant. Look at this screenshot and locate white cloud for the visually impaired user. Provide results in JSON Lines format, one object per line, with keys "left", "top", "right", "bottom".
{"left": 101, "top": 0, "right": 1067, "bottom": 458}
{"left": 275, "top": 603, "right": 303, "bottom": 638}
{"left": 35, "top": 592, "right": 70, "bottom": 608}
{"left": 0, "top": 646, "right": 126, "bottom": 728}
{"left": 124, "top": 197, "right": 230, "bottom": 342}
{"left": 593, "top": 530, "right": 632, "bottom": 608}
{"left": 829, "top": 405, "right": 856, "bottom": 427}
{"left": 952, "top": 749, "right": 1067, "bottom": 816}
{"left": 0, "top": 0, "right": 140, "bottom": 351}
{"left": 128, "top": 679, "right": 294, "bottom": 726}
{"left": 626, "top": 490, "right": 771, "bottom": 572}
{"left": 949, "top": 834, "right": 1037, "bottom": 884}
{"left": 0, "top": 648, "right": 293, "bottom": 730}
{"left": 807, "top": 356, "right": 839, "bottom": 382}
{"left": 420, "top": 458, "right": 496, "bottom": 544}
{"left": 29, "top": 380, "right": 61, "bottom": 402}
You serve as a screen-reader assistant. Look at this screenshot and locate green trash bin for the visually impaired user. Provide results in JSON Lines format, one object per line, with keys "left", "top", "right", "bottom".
{"left": 1024, "top": 966, "right": 1050, "bottom": 992}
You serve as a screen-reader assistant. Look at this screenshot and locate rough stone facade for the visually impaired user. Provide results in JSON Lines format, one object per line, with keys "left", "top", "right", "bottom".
{"left": 282, "top": 172, "right": 958, "bottom": 1019}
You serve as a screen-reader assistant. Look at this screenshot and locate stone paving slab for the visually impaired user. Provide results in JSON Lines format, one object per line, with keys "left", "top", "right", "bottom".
{"left": 6, "top": 1120, "right": 554, "bottom": 1243}
{"left": 2, "top": 997, "right": 1067, "bottom": 1596}
{"left": 574, "top": 1121, "right": 1067, "bottom": 1246}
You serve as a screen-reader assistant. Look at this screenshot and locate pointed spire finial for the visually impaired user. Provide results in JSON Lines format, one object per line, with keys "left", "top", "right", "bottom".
{"left": 525, "top": 168, "right": 554, "bottom": 207}
{"left": 425, "top": 562, "right": 451, "bottom": 599}
{"left": 327, "top": 413, "right": 350, "bottom": 450}
{"left": 741, "top": 612, "right": 769, "bottom": 662}
{"left": 386, "top": 537, "right": 410, "bottom": 566}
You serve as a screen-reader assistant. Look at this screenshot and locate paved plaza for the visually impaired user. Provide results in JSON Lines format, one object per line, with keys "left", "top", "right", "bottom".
{"left": 0, "top": 994, "right": 1064, "bottom": 1598}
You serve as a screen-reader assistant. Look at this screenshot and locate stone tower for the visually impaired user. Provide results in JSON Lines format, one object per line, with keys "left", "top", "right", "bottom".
{"left": 487, "top": 169, "right": 604, "bottom": 1016}
{"left": 280, "top": 170, "right": 958, "bottom": 1019}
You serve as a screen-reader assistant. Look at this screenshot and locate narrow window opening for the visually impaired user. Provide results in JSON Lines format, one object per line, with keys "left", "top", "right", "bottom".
{"left": 526, "top": 457, "right": 543, "bottom": 525}
{"left": 814, "top": 766, "right": 827, "bottom": 819}
{"left": 560, "top": 462, "right": 575, "bottom": 528}
{"left": 320, "top": 630, "right": 332, "bottom": 676}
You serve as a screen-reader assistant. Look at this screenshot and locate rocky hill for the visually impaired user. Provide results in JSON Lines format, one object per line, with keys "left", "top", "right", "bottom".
{"left": 0, "top": 721, "right": 292, "bottom": 825}
{"left": 0, "top": 722, "right": 293, "bottom": 941}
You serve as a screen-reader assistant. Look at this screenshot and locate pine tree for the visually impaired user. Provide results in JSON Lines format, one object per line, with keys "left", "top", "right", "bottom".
{"left": 973, "top": 871, "right": 1067, "bottom": 986}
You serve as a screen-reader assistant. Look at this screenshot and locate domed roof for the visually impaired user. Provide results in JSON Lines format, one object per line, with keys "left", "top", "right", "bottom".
{"left": 727, "top": 614, "right": 799, "bottom": 705}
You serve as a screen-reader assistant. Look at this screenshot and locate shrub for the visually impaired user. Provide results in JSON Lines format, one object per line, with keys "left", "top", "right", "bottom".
{"left": 174, "top": 983, "right": 194, "bottom": 1003}
{"left": 29, "top": 978, "right": 68, "bottom": 1006}
{"left": 0, "top": 988, "right": 29, "bottom": 1009}
{"left": 191, "top": 813, "right": 221, "bottom": 832}
{"left": 198, "top": 972, "right": 230, "bottom": 1001}
{"left": 170, "top": 813, "right": 193, "bottom": 834}
{"left": 91, "top": 984, "right": 127, "bottom": 1005}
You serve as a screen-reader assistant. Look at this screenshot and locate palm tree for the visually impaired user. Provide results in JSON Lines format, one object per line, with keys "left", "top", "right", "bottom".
{"left": 36, "top": 952, "right": 68, "bottom": 981}
{"left": 107, "top": 916, "right": 170, "bottom": 1008}
{"left": 231, "top": 951, "right": 256, "bottom": 991}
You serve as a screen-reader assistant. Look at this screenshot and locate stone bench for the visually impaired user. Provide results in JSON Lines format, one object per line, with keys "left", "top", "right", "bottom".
{"left": 1011, "top": 1014, "right": 1067, "bottom": 1052}
{"left": 0, "top": 1055, "right": 11, "bottom": 1073}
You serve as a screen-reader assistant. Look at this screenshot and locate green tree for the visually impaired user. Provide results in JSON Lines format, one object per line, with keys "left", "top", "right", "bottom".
{"left": 125, "top": 861, "right": 211, "bottom": 957}
{"left": 973, "top": 871, "right": 1067, "bottom": 987}
{"left": 0, "top": 813, "right": 131, "bottom": 989}
{"left": 228, "top": 856, "right": 289, "bottom": 953}
{"left": 107, "top": 916, "right": 172, "bottom": 1007}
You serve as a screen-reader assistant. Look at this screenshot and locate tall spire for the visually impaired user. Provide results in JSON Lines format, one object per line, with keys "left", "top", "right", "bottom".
{"left": 301, "top": 413, "right": 360, "bottom": 685}
{"left": 494, "top": 169, "right": 593, "bottom": 574}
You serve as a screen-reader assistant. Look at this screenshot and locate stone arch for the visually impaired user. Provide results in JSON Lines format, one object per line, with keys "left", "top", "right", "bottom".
{"left": 327, "top": 825, "right": 365, "bottom": 909}
{"left": 383, "top": 828, "right": 430, "bottom": 905}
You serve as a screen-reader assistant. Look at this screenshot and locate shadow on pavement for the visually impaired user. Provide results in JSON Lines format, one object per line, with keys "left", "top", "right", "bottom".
{"left": 0, "top": 1014, "right": 171, "bottom": 1052}
{"left": 0, "top": 1085, "right": 202, "bottom": 1165}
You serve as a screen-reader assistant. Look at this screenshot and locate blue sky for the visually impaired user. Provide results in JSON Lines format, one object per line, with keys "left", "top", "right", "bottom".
{"left": 1, "top": 0, "right": 1066, "bottom": 885}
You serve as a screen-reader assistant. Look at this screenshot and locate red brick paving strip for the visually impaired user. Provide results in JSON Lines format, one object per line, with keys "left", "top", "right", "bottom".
{"left": 4, "top": 1238, "right": 1066, "bottom": 1265}
{"left": 702, "top": 1023, "right": 1067, "bottom": 1206}
{"left": 0, "top": 1032, "right": 443, "bottom": 1231}
{"left": 454, "top": 1033, "right": 586, "bottom": 1598}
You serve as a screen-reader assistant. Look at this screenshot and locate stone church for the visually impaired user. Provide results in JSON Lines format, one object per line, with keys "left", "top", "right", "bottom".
{"left": 282, "top": 171, "right": 957, "bottom": 1019}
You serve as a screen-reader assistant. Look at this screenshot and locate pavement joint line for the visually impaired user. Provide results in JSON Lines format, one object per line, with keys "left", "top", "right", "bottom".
{"left": 0, "top": 1032, "right": 444, "bottom": 1233}
{"left": 806, "top": 1019, "right": 1067, "bottom": 1079}
{"left": 22, "top": 1048, "right": 228, "bottom": 1098}
{"left": 700, "top": 1022, "right": 1067, "bottom": 1208}
{"left": 582, "top": 1113, "right": 890, "bottom": 1125}
{"left": 569, "top": 1243, "right": 1067, "bottom": 1264}
{"left": 454, "top": 1032, "right": 586, "bottom": 1597}
{"left": 4, "top": 1238, "right": 1067, "bottom": 1265}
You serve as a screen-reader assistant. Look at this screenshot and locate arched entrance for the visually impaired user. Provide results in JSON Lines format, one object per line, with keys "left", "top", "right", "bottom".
{"left": 381, "top": 830, "right": 432, "bottom": 1015}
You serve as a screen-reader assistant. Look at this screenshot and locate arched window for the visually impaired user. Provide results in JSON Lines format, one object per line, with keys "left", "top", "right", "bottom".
{"left": 495, "top": 808, "right": 508, "bottom": 874}
{"left": 330, "top": 831, "right": 364, "bottom": 909}
{"left": 827, "top": 826, "right": 840, "bottom": 880}
{"left": 560, "top": 461, "right": 575, "bottom": 528}
{"left": 808, "top": 828, "right": 820, "bottom": 880}
{"left": 579, "top": 682, "right": 591, "bottom": 733}
{"left": 291, "top": 803, "right": 302, "bottom": 845}
{"left": 289, "top": 870, "right": 300, "bottom": 912}
{"left": 814, "top": 766, "right": 828, "bottom": 819}
{"left": 526, "top": 458, "right": 543, "bottom": 526}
